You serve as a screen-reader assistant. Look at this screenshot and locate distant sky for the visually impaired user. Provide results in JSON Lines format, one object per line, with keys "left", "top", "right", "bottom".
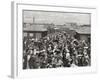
{"left": 23, "top": 10, "right": 91, "bottom": 25}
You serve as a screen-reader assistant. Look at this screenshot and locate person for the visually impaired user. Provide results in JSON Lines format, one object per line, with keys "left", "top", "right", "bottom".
{"left": 82, "top": 48, "right": 90, "bottom": 66}
{"left": 76, "top": 47, "right": 84, "bottom": 66}
{"left": 23, "top": 30, "right": 91, "bottom": 68}
{"left": 23, "top": 54, "right": 27, "bottom": 69}
{"left": 51, "top": 57, "right": 57, "bottom": 68}
{"left": 62, "top": 45, "right": 72, "bottom": 67}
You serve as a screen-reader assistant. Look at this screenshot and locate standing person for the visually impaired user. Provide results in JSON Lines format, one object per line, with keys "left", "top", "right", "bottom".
{"left": 47, "top": 44, "right": 54, "bottom": 68}
{"left": 23, "top": 54, "right": 27, "bottom": 69}
{"left": 62, "top": 45, "right": 72, "bottom": 67}
{"left": 23, "top": 49, "right": 29, "bottom": 69}
{"left": 76, "top": 47, "right": 84, "bottom": 66}
{"left": 51, "top": 57, "right": 57, "bottom": 68}
{"left": 72, "top": 48, "right": 78, "bottom": 65}
{"left": 82, "top": 48, "right": 90, "bottom": 66}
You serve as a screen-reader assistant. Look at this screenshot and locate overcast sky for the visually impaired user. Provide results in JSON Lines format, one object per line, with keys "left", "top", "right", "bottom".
{"left": 23, "top": 10, "right": 91, "bottom": 25}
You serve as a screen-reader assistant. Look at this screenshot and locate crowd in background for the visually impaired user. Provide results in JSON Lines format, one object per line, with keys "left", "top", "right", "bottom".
{"left": 23, "top": 31, "right": 91, "bottom": 69}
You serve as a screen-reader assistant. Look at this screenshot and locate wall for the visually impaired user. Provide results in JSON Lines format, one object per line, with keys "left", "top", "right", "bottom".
{"left": 0, "top": 0, "right": 100, "bottom": 80}
{"left": 79, "top": 34, "right": 90, "bottom": 41}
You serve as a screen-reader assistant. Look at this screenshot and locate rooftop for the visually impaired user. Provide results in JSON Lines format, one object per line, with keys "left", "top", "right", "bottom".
{"left": 75, "top": 26, "right": 90, "bottom": 34}
{"left": 24, "top": 24, "right": 47, "bottom": 32}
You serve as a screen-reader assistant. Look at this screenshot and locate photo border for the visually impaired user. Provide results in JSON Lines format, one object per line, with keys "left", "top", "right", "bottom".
{"left": 11, "top": 2, "right": 97, "bottom": 78}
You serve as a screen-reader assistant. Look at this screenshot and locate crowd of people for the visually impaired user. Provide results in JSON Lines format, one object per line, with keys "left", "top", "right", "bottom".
{"left": 23, "top": 31, "right": 91, "bottom": 69}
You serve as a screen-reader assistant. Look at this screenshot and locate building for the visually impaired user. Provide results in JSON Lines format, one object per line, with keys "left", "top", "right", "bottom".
{"left": 23, "top": 23, "right": 48, "bottom": 40}
{"left": 75, "top": 25, "right": 91, "bottom": 41}
{"left": 23, "top": 21, "right": 91, "bottom": 42}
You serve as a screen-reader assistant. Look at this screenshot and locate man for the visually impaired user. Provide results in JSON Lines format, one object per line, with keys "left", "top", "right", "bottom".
{"left": 76, "top": 47, "right": 84, "bottom": 66}
{"left": 62, "top": 46, "right": 73, "bottom": 67}
{"left": 82, "top": 48, "right": 90, "bottom": 66}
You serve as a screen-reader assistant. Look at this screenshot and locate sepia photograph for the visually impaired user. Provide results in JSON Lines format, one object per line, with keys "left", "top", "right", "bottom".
{"left": 23, "top": 10, "right": 91, "bottom": 69}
